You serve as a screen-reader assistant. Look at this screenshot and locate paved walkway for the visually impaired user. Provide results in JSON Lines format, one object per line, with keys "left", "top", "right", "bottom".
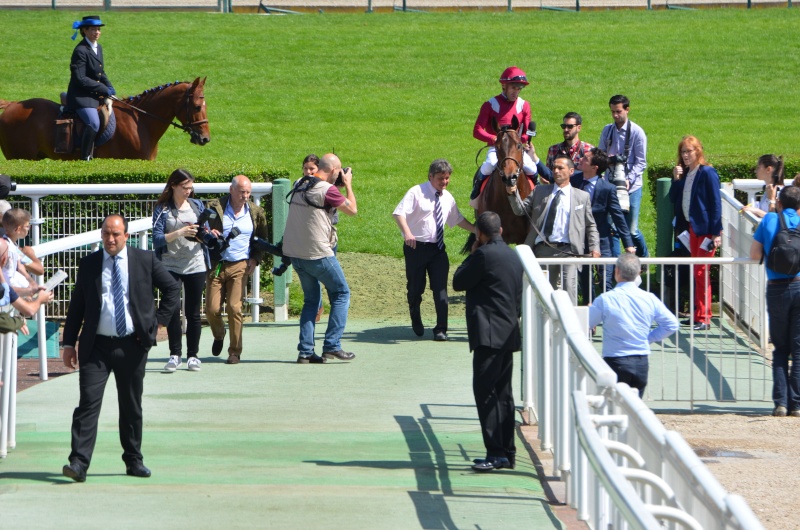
{"left": 1, "top": 319, "right": 564, "bottom": 530}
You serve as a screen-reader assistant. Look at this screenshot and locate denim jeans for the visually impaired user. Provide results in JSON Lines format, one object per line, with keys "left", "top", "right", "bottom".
{"left": 766, "top": 281, "right": 800, "bottom": 411}
{"left": 292, "top": 256, "right": 350, "bottom": 356}
{"left": 615, "top": 187, "right": 649, "bottom": 257}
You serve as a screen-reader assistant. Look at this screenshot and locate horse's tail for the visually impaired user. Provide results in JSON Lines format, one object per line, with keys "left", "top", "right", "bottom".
{"left": 461, "top": 232, "right": 476, "bottom": 255}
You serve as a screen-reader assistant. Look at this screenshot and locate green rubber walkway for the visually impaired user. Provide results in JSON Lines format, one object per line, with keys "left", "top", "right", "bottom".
{"left": 1, "top": 319, "right": 564, "bottom": 530}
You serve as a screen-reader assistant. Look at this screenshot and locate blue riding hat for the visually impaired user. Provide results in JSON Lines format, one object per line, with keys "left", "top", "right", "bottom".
{"left": 71, "top": 16, "right": 104, "bottom": 39}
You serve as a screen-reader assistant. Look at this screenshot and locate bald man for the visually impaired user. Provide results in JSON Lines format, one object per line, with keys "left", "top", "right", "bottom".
{"left": 283, "top": 153, "right": 358, "bottom": 364}
{"left": 204, "top": 175, "right": 268, "bottom": 364}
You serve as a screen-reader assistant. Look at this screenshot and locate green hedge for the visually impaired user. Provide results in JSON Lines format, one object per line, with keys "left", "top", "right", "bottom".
{"left": 0, "top": 159, "right": 288, "bottom": 184}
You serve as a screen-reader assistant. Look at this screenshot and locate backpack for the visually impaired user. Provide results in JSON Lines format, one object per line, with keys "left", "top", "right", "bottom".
{"left": 767, "top": 212, "right": 800, "bottom": 276}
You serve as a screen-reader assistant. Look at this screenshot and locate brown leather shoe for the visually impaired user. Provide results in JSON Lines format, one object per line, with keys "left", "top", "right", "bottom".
{"left": 226, "top": 355, "right": 240, "bottom": 365}
{"left": 315, "top": 305, "right": 324, "bottom": 323}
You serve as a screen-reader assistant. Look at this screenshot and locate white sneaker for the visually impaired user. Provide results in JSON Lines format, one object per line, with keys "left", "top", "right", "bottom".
{"left": 164, "top": 355, "right": 181, "bottom": 372}
{"left": 187, "top": 357, "right": 202, "bottom": 372}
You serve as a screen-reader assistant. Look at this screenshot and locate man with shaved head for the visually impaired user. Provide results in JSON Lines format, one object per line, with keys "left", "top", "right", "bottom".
{"left": 205, "top": 174, "right": 268, "bottom": 364}
{"left": 283, "top": 153, "right": 358, "bottom": 364}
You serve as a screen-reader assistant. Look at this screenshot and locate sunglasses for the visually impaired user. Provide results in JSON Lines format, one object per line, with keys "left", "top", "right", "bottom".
{"left": 560, "top": 124, "right": 578, "bottom": 130}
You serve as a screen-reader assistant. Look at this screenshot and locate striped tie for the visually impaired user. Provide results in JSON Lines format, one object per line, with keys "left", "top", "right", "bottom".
{"left": 111, "top": 255, "right": 127, "bottom": 337}
{"left": 434, "top": 191, "right": 444, "bottom": 250}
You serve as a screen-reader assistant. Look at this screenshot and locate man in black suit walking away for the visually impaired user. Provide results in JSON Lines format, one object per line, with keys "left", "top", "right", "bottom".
{"left": 61, "top": 214, "right": 179, "bottom": 482}
{"left": 453, "top": 212, "right": 523, "bottom": 472}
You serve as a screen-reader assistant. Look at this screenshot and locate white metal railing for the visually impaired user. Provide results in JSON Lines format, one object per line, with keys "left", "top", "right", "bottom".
{"left": 517, "top": 244, "right": 765, "bottom": 529}
{"left": 13, "top": 182, "right": 273, "bottom": 382}
{"left": 0, "top": 332, "right": 19, "bottom": 457}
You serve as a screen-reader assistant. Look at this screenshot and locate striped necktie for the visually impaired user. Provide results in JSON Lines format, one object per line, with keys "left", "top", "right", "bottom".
{"left": 434, "top": 191, "right": 444, "bottom": 250}
{"left": 111, "top": 255, "right": 127, "bottom": 337}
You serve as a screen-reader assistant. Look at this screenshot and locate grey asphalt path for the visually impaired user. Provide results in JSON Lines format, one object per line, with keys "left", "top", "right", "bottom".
{"left": 0, "top": 318, "right": 564, "bottom": 530}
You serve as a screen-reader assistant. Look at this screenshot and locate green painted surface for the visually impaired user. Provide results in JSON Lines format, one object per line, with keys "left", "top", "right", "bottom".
{"left": 1, "top": 319, "right": 563, "bottom": 530}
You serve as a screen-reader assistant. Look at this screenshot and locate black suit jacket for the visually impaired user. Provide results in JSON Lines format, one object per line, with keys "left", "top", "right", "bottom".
{"left": 453, "top": 237, "right": 523, "bottom": 352}
{"left": 63, "top": 246, "right": 180, "bottom": 364}
{"left": 67, "top": 39, "right": 114, "bottom": 110}
{"left": 570, "top": 174, "right": 634, "bottom": 248}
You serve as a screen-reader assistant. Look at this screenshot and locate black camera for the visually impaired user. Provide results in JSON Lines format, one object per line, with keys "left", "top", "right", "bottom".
{"left": 334, "top": 167, "right": 351, "bottom": 187}
{"left": 252, "top": 236, "right": 292, "bottom": 276}
{"left": 195, "top": 208, "right": 219, "bottom": 248}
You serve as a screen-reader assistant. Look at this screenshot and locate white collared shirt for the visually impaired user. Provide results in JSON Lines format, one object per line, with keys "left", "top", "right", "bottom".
{"left": 536, "top": 184, "right": 572, "bottom": 245}
{"left": 97, "top": 246, "right": 134, "bottom": 337}
{"left": 393, "top": 181, "right": 465, "bottom": 243}
{"left": 85, "top": 37, "right": 98, "bottom": 55}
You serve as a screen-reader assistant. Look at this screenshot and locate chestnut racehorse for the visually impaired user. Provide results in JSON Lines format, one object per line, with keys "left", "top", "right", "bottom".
{"left": 466, "top": 116, "right": 533, "bottom": 249}
{"left": 0, "top": 77, "right": 210, "bottom": 160}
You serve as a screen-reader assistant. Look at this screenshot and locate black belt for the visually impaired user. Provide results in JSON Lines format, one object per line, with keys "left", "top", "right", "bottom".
{"left": 535, "top": 242, "right": 570, "bottom": 248}
{"left": 219, "top": 259, "right": 247, "bottom": 266}
{"left": 416, "top": 241, "right": 443, "bottom": 247}
{"left": 768, "top": 277, "right": 800, "bottom": 285}
{"left": 96, "top": 334, "right": 135, "bottom": 343}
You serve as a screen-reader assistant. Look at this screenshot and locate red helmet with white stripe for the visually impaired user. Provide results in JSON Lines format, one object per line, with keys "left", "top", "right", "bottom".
{"left": 499, "top": 66, "right": 529, "bottom": 86}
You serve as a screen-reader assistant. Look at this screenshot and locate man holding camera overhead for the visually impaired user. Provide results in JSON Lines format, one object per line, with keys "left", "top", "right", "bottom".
{"left": 283, "top": 154, "right": 358, "bottom": 364}
{"left": 599, "top": 95, "right": 648, "bottom": 257}
{"left": 205, "top": 174, "right": 268, "bottom": 365}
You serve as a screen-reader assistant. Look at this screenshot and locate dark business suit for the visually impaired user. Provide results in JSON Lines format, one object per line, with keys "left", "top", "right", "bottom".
{"left": 67, "top": 39, "right": 114, "bottom": 110}
{"left": 453, "top": 236, "right": 523, "bottom": 461}
{"left": 64, "top": 246, "right": 179, "bottom": 470}
{"left": 509, "top": 183, "right": 599, "bottom": 304}
{"left": 571, "top": 173, "right": 634, "bottom": 298}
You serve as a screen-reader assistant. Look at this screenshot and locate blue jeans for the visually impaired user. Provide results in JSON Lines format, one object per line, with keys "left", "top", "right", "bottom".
{"left": 292, "top": 256, "right": 350, "bottom": 356}
{"left": 767, "top": 281, "right": 800, "bottom": 411}
{"left": 614, "top": 187, "right": 648, "bottom": 257}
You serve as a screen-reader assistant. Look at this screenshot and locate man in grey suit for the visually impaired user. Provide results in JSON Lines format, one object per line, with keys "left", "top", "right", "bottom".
{"left": 507, "top": 154, "right": 600, "bottom": 304}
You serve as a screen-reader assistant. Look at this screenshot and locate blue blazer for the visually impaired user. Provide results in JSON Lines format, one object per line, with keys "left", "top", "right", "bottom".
{"left": 669, "top": 165, "right": 723, "bottom": 236}
{"left": 570, "top": 173, "right": 634, "bottom": 249}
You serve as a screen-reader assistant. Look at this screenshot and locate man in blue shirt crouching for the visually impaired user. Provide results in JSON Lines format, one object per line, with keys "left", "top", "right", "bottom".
{"left": 589, "top": 253, "right": 679, "bottom": 398}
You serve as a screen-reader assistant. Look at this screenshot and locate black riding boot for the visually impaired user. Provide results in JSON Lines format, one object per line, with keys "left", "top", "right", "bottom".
{"left": 470, "top": 168, "right": 486, "bottom": 200}
{"left": 80, "top": 127, "right": 97, "bottom": 161}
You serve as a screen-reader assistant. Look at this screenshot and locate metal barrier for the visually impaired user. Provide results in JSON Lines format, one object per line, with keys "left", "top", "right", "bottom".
{"left": 517, "top": 244, "right": 765, "bottom": 529}
{"left": 0, "top": 332, "right": 18, "bottom": 457}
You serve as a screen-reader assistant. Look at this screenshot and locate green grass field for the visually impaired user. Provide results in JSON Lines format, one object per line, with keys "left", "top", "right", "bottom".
{"left": 1, "top": 9, "right": 799, "bottom": 258}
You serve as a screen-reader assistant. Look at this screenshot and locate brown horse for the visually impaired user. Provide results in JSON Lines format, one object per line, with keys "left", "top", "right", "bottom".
{"left": 468, "top": 116, "right": 533, "bottom": 247}
{"left": 0, "top": 77, "right": 210, "bottom": 160}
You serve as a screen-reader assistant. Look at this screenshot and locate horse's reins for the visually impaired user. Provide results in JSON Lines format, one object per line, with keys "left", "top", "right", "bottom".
{"left": 109, "top": 92, "right": 208, "bottom": 140}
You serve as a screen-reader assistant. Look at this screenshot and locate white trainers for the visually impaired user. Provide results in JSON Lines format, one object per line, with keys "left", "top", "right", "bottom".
{"left": 164, "top": 355, "right": 181, "bottom": 372}
{"left": 187, "top": 357, "right": 202, "bottom": 372}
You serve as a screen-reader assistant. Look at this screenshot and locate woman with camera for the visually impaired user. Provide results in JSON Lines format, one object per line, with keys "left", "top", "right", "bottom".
{"left": 742, "top": 154, "right": 785, "bottom": 219}
{"left": 152, "top": 169, "right": 211, "bottom": 372}
{"left": 669, "top": 136, "right": 722, "bottom": 332}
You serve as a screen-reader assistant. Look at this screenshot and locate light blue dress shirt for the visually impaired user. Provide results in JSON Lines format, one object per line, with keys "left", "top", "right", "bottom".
{"left": 588, "top": 281, "right": 679, "bottom": 358}
{"left": 97, "top": 247, "right": 134, "bottom": 337}
{"left": 599, "top": 119, "right": 647, "bottom": 194}
{"left": 221, "top": 201, "right": 254, "bottom": 262}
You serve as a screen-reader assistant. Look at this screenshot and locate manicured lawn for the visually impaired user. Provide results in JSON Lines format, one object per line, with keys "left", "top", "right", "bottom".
{"left": 1, "top": 9, "right": 798, "bottom": 257}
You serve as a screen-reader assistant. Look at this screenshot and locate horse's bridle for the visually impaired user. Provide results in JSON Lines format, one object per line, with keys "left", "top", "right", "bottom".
{"left": 497, "top": 129, "right": 523, "bottom": 186}
{"left": 109, "top": 89, "right": 208, "bottom": 141}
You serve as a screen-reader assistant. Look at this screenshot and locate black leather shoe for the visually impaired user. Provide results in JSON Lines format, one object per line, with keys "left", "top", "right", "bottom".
{"left": 297, "top": 353, "right": 326, "bottom": 364}
{"left": 126, "top": 463, "right": 152, "bottom": 478}
{"left": 433, "top": 331, "right": 448, "bottom": 342}
{"left": 693, "top": 322, "right": 709, "bottom": 331}
{"left": 681, "top": 319, "right": 692, "bottom": 326}
{"left": 62, "top": 462, "right": 86, "bottom": 482}
{"left": 472, "top": 457, "right": 512, "bottom": 472}
{"left": 410, "top": 308, "right": 424, "bottom": 337}
{"left": 323, "top": 350, "right": 356, "bottom": 361}
{"left": 473, "top": 454, "right": 515, "bottom": 469}
{"left": 212, "top": 339, "right": 224, "bottom": 356}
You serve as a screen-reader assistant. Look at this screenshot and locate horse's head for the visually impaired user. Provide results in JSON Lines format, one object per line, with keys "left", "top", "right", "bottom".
{"left": 494, "top": 116, "right": 524, "bottom": 187}
{"left": 179, "top": 77, "right": 210, "bottom": 146}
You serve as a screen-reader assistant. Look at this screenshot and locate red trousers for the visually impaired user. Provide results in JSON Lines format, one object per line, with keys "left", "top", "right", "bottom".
{"left": 689, "top": 226, "right": 715, "bottom": 324}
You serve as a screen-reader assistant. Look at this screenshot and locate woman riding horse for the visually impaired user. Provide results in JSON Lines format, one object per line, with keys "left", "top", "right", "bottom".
{"left": 67, "top": 15, "right": 116, "bottom": 161}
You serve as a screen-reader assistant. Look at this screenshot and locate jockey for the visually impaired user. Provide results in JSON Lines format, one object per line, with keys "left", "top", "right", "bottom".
{"left": 471, "top": 66, "right": 538, "bottom": 199}
{"left": 66, "top": 16, "right": 116, "bottom": 161}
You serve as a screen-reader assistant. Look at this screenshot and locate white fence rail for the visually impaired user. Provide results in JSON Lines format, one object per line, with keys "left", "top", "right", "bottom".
{"left": 518, "top": 244, "right": 764, "bottom": 529}
{"left": 0, "top": 332, "right": 19, "bottom": 457}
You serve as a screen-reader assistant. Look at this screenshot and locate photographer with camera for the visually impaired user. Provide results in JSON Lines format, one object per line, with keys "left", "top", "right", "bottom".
{"left": 152, "top": 169, "right": 211, "bottom": 372}
{"left": 599, "top": 95, "right": 648, "bottom": 257}
{"left": 283, "top": 154, "right": 357, "bottom": 364}
{"left": 204, "top": 175, "right": 268, "bottom": 365}
{"left": 393, "top": 159, "right": 474, "bottom": 341}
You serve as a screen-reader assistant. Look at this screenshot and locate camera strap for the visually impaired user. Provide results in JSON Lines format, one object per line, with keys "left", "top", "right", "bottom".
{"left": 287, "top": 176, "right": 327, "bottom": 210}
{"left": 170, "top": 199, "right": 203, "bottom": 224}
{"left": 605, "top": 121, "right": 631, "bottom": 176}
